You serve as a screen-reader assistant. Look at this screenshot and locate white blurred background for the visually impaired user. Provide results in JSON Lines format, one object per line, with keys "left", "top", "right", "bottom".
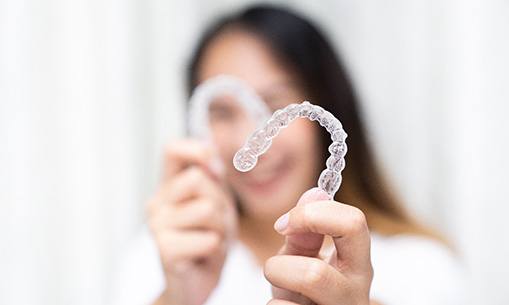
{"left": 0, "top": 0, "right": 508, "bottom": 304}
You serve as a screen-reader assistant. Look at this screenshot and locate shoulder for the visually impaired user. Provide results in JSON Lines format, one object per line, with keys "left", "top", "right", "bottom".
{"left": 206, "top": 241, "right": 271, "bottom": 305}
{"left": 370, "top": 233, "right": 467, "bottom": 305}
{"left": 109, "top": 227, "right": 165, "bottom": 305}
{"left": 108, "top": 230, "right": 270, "bottom": 305}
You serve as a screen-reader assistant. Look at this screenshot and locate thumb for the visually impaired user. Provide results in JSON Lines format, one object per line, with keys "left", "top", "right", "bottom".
{"left": 275, "top": 187, "right": 330, "bottom": 257}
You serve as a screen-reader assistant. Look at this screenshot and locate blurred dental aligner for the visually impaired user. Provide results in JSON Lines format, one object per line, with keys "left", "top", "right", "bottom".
{"left": 188, "top": 74, "right": 272, "bottom": 139}
{"left": 233, "top": 101, "right": 348, "bottom": 199}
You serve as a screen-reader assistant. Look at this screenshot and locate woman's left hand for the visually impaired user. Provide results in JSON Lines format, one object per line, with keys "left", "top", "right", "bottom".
{"left": 264, "top": 187, "right": 374, "bottom": 305}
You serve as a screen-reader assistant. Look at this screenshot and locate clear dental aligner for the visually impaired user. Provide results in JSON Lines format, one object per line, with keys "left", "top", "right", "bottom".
{"left": 233, "top": 101, "right": 348, "bottom": 199}
{"left": 188, "top": 74, "right": 272, "bottom": 139}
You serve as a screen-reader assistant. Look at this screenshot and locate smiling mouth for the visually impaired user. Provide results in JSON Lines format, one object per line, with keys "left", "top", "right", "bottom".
{"left": 240, "top": 156, "right": 291, "bottom": 193}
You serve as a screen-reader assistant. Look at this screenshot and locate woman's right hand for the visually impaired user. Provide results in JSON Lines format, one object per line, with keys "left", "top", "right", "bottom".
{"left": 147, "top": 140, "right": 238, "bottom": 305}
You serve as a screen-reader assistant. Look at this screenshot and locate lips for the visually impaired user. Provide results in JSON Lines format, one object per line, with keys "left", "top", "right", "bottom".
{"left": 239, "top": 155, "right": 291, "bottom": 193}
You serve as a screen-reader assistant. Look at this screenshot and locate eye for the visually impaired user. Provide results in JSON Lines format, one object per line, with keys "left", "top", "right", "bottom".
{"left": 209, "top": 103, "right": 237, "bottom": 122}
{"left": 262, "top": 86, "right": 304, "bottom": 111}
{"left": 265, "top": 98, "right": 290, "bottom": 112}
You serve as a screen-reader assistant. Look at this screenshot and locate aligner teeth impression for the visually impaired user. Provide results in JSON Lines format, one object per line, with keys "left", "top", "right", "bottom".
{"left": 233, "top": 101, "right": 348, "bottom": 199}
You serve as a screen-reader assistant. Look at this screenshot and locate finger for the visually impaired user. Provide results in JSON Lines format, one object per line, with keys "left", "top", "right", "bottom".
{"left": 163, "top": 166, "right": 226, "bottom": 206}
{"left": 154, "top": 198, "right": 227, "bottom": 235}
{"left": 163, "top": 139, "right": 221, "bottom": 180}
{"left": 147, "top": 166, "right": 228, "bottom": 219}
{"left": 157, "top": 230, "right": 223, "bottom": 263}
{"left": 276, "top": 188, "right": 331, "bottom": 257}
{"left": 265, "top": 255, "right": 347, "bottom": 305}
{"left": 276, "top": 199, "right": 371, "bottom": 273}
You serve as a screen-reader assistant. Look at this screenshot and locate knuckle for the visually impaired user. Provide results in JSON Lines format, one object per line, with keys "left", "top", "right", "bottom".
{"left": 189, "top": 166, "right": 206, "bottom": 181}
{"left": 145, "top": 191, "right": 167, "bottom": 213}
{"left": 263, "top": 256, "right": 278, "bottom": 279}
{"left": 302, "top": 204, "right": 320, "bottom": 232}
{"left": 147, "top": 211, "right": 162, "bottom": 232}
{"left": 348, "top": 207, "right": 368, "bottom": 233}
{"left": 202, "top": 232, "right": 221, "bottom": 252}
{"left": 194, "top": 201, "right": 217, "bottom": 224}
{"left": 155, "top": 232, "right": 174, "bottom": 255}
{"left": 302, "top": 259, "right": 330, "bottom": 289}
{"left": 200, "top": 200, "right": 216, "bottom": 217}
{"left": 165, "top": 140, "right": 191, "bottom": 158}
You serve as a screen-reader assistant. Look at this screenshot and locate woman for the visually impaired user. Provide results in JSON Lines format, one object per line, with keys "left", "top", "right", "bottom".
{"left": 111, "top": 5, "right": 464, "bottom": 305}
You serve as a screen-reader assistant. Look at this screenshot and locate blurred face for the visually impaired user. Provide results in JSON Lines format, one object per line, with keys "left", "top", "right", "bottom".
{"left": 197, "top": 29, "right": 322, "bottom": 221}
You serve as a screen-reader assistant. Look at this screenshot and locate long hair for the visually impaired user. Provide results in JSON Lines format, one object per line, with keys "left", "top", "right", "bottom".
{"left": 186, "top": 4, "right": 442, "bottom": 239}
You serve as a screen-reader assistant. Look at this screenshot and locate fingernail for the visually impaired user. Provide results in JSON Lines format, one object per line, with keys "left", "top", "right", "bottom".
{"left": 297, "top": 187, "right": 331, "bottom": 205}
{"left": 274, "top": 212, "right": 289, "bottom": 233}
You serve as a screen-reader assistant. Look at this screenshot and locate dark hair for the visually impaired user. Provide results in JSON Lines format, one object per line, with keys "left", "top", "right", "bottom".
{"left": 186, "top": 5, "right": 439, "bottom": 237}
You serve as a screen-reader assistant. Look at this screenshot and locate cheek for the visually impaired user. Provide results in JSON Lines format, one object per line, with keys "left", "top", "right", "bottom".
{"left": 213, "top": 132, "right": 242, "bottom": 174}
{"left": 210, "top": 118, "right": 258, "bottom": 165}
{"left": 267, "top": 119, "right": 323, "bottom": 191}
{"left": 276, "top": 119, "right": 321, "bottom": 163}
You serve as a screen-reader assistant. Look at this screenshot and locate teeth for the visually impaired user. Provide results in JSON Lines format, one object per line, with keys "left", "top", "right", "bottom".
{"left": 233, "top": 101, "right": 348, "bottom": 198}
{"left": 286, "top": 103, "right": 300, "bottom": 121}
{"left": 332, "top": 129, "right": 347, "bottom": 142}
{"left": 298, "top": 102, "right": 313, "bottom": 117}
{"left": 326, "top": 155, "right": 345, "bottom": 172}
{"left": 233, "top": 148, "right": 257, "bottom": 172}
{"left": 308, "top": 105, "right": 324, "bottom": 121}
{"left": 328, "top": 142, "right": 347, "bottom": 158}
{"left": 273, "top": 109, "right": 290, "bottom": 127}
{"left": 247, "top": 130, "right": 272, "bottom": 154}
{"left": 264, "top": 118, "right": 281, "bottom": 138}
{"left": 318, "top": 169, "right": 342, "bottom": 197}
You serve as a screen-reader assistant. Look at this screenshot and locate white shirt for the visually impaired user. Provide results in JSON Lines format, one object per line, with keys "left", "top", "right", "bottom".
{"left": 110, "top": 228, "right": 466, "bottom": 305}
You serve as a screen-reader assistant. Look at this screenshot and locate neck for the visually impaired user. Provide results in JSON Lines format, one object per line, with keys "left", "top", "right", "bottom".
{"left": 238, "top": 214, "right": 285, "bottom": 266}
